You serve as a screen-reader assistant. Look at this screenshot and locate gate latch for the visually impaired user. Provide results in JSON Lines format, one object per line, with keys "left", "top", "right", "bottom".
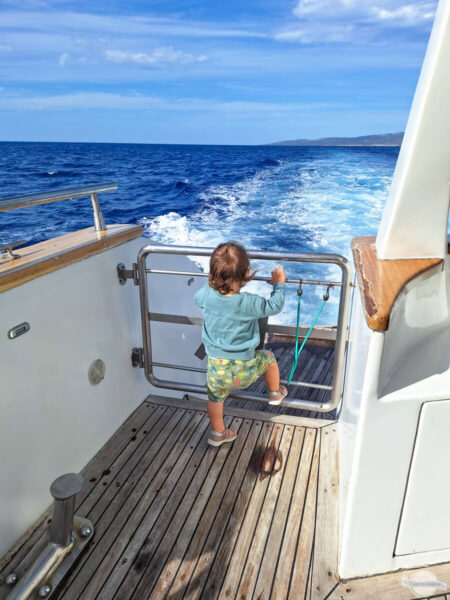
{"left": 117, "top": 263, "right": 139, "bottom": 286}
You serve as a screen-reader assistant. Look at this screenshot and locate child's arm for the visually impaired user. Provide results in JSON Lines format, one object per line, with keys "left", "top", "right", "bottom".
{"left": 244, "top": 266, "right": 286, "bottom": 317}
{"left": 194, "top": 284, "right": 206, "bottom": 308}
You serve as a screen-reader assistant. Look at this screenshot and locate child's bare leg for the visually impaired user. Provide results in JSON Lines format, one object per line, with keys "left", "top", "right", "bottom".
{"left": 264, "top": 361, "right": 280, "bottom": 392}
{"left": 207, "top": 400, "right": 237, "bottom": 446}
{"left": 207, "top": 400, "right": 226, "bottom": 433}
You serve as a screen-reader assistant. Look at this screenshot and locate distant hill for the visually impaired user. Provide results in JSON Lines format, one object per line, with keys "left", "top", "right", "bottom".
{"left": 269, "top": 132, "right": 404, "bottom": 147}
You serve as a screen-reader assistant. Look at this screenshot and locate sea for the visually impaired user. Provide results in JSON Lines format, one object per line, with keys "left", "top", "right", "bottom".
{"left": 0, "top": 142, "right": 399, "bottom": 325}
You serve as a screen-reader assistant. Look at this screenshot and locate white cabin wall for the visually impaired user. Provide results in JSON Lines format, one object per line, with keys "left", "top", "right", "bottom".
{"left": 376, "top": 0, "right": 450, "bottom": 259}
{"left": 379, "top": 262, "right": 449, "bottom": 398}
{"left": 339, "top": 257, "right": 450, "bottom": 577}
{"left": 338, "top": 285, "right": 371, "bottom": 542}
{"left": 0, "top": 236, "right": 207, "bottom": 558}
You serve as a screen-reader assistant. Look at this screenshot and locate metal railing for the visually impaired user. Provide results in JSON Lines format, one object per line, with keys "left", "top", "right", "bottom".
{"left": 137, "top": 244, "right": 353, "bottom": 413}
{"left": 0, "top": 182, "right": 117, "bottom": 232}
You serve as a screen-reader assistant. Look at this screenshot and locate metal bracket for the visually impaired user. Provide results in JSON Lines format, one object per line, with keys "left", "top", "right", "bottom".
{"left": 117, "top": 263, "right": 139, "bottom": 286}
{"left": 0, "top": 240, "right": 26, "bottom": 260}
{"left": 0, "top": 473, "right": 94, "bottom": 600}
{"left": 131, "top": 347, "right": 144, "bottom": 368}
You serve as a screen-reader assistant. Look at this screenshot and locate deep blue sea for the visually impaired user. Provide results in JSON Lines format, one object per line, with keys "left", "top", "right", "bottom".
{"left": 0, "top": 142, "right": 399, "bottom": 324}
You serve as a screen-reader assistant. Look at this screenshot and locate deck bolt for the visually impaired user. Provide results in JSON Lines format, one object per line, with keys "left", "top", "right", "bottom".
{"left": 80, "top": 526, "right": 92, "bottom": 538}
{"left": 38, "top": 584, "right": 52, "bottom": 598}
{"left": 5, "top": 573, "right": 17, "bottom": 586}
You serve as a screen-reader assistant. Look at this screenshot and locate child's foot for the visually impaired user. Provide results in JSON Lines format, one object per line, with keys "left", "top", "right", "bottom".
{"left": 208, "top": 428, "right": 237, "bottom": 447}
{"left": 268, "top": 385, "right": 288, "bottom": 405}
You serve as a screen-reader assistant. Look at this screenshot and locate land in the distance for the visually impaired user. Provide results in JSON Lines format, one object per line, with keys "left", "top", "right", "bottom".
{"left": 269, "top": 132, "right": 404, "bottom": 146}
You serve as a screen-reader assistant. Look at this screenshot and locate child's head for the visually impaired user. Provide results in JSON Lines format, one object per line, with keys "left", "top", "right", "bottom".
{"left": 209, "top": 241, "right": 254, "bottom": 295}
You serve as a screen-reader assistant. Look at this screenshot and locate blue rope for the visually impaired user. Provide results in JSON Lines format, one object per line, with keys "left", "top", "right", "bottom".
{"left": 287, "top": 286, "right": 329, "bottom": 387}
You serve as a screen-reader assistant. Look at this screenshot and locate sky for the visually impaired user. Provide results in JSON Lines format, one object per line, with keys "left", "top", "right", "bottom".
{"left": 0, "top": 0, "right": 439, "bottom": 144}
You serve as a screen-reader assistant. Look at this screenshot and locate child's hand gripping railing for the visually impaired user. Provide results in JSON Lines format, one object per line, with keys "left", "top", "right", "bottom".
{"left": 134, "top": 245, "right": 353, "bottom": 413}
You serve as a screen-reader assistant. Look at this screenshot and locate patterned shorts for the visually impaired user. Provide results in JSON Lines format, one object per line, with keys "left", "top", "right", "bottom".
{"left": 206, "top": 350, "right": 276, "bottom": 402}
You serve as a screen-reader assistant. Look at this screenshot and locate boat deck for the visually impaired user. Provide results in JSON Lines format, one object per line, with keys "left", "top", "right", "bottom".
{"left": 2, "top": 391, "right": 450, "bottom": 600}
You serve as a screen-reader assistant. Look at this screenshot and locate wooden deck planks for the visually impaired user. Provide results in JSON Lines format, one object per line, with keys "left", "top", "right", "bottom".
{"left": 251, "top": 427, "right": 305, "bottom": 600}
{"left": 58, "top": 406, "right": 193, "bottom": 598}
{"left": 216, "top": 424, "right": 285, "bottom": 599}
{"left": 233, "top": 426, "right": 295, "bottom": 600}
{"left": 0, "top": 401, "right": 160, "bottom": 573}
{"left": 149, "top": 419, "right": 264, "bottom": 599}
{"left": 311, "top": 424, "right": 340, "bottom": 599}
{"left": 288, "top": 430, "right": 321, "bottom": 600}
{"left": 180, "top": 422, "right": 275, "bottom": 600}
{"left": 96, "top": 414, "right": 233, "bottom": 599}
{"left": 271, "top": 427, "right": 317, "bottom": 600}
{"left": 5, "top": 395, "right": 446, "bottom": 600}
{"left": 74, "top": 410, "right": 211, "bottom": 600}
{"left": 137, "top": 418, "right": 253, "bottom": 599}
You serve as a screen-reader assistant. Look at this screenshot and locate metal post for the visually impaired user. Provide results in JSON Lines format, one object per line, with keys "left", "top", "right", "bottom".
{"left": 50, "top": 473, "right": 83, "bottom": 547}
{"left": 90, "top": 193, "right": 106, "bottom": 232}
{"left": 2, "top": 473, "right": 92, "bottom": 600}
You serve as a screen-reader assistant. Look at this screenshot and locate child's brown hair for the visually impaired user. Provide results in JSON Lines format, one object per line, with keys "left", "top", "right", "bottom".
{"left": 209, "top": 242, "right": 254, "bottom": 295}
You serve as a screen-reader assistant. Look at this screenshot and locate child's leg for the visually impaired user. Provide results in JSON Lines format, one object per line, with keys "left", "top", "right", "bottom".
{"left": 207, "top": 399, "right": 237, "bottom": 447}
{"left": 207, "top": 399, "right": 226, "bottom": 433}
{"left": 264, "top": 360, "right": 280, "bottom": 392}
{"left": 262, "top": 354, "right": 287, "bottom": 405}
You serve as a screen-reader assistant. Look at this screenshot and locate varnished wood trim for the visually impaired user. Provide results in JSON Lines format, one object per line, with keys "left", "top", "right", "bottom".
{"left": 352, "top": 236, "right": 442, "bottom": 331}
{"left": 0, "top": 224, "right": 143, "bottom": 293}
{"left": 146, "top": 393, "right": 338, "bottom": 428}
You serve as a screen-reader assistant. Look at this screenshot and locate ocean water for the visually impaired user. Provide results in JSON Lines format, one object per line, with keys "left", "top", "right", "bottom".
{"left": 0, "top": 142, "right": 398, "bottom": 324}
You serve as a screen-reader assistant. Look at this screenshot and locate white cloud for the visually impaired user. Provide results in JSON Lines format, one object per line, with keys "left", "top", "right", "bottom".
{"left": 0, "top": 44, "right": 12, "bottom": 52}
{"left": 371, "top": 4, "right": 437, "bottom": 22}
{"left": 293, "top": 0, "right": 436, "bottom": 23}
{"left": 58, "top": 52, "right": 69, "bottom": 66}
{"left": 277, "top": 0, "right": 438, "bottom": 43}
{"left": 0, "top": 11, "right": 266, "bottom": 40}
{"left": 0, "top": 91, "right": 344, "bottom": 112}
{"left": 104, "top": 47, "right": 207, "bottom": 67}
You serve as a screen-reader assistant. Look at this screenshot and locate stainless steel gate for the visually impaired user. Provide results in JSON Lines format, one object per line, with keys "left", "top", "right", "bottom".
{"left": 136, "top": 244, "right": 352, "bottom": 413}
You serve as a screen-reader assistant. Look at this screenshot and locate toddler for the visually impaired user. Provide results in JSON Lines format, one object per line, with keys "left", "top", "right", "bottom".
{"left": 194, "top": 241, "right": 288, "bottom": 447}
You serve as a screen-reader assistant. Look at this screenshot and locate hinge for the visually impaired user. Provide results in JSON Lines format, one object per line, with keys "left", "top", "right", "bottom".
{"left": 131, "top": 347, "right": 144, "bottom": 368}
{"left": 117, "top": 263, "right": 139, "bottom": 285}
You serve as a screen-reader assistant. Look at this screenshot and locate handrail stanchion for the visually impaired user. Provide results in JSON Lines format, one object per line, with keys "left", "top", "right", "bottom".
{"left": 0, "top": 182, "right": 116, "bottom": 234}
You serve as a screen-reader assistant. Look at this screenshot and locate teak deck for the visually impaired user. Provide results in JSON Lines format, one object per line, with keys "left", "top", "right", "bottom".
{"left": 2, "top": 395, "right": 449, "bottom": 600}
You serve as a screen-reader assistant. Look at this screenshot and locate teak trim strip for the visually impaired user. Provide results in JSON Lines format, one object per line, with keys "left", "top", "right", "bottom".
{"left": 0, "top": 224, "right": 143, "bottom": 293}
{"left": 352, "top": 236, "right": 442, "bottom": 332}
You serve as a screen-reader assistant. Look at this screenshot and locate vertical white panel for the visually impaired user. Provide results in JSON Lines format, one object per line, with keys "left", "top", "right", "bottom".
{"left": 396, "top": 400, "right": 450, "bottom": 555}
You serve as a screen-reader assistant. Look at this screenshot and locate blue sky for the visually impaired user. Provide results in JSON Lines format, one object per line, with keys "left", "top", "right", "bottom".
{"left": 0, "top": 0, "right": 438, "bottom": 144}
